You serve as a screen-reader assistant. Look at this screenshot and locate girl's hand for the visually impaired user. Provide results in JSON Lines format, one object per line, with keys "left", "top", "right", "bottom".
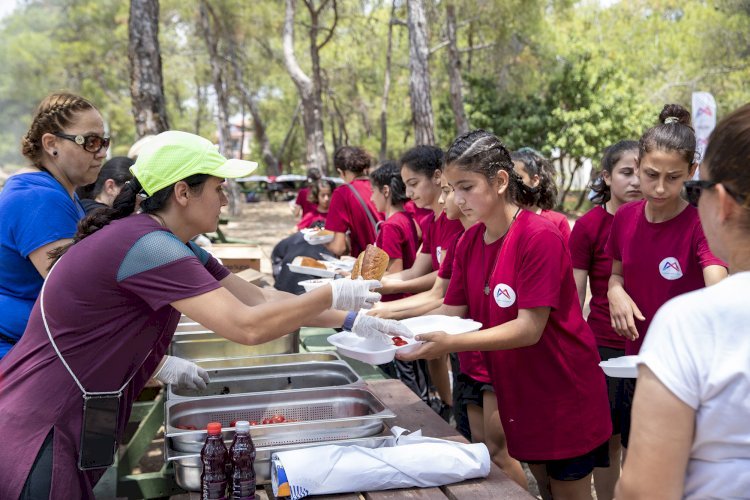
{"left": 396, "top": 331, "right": 450, "bottom": 361}
{"left": 366, "top": 307, "right": 397, "bottom": 320}
{"left": 376, "top": 275, "right": 399, "bottom": 295}
{"left": 608, "top": 287, "right": 645, "bottom": 341}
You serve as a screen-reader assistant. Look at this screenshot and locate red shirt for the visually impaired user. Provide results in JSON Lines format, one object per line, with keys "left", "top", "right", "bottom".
{"left": 296, "top": 208, "right": 327, "bottom": 230}
{"left": 377, "top": 211, "right": 420, "bottom": 302}
{"left": 606, "top": 200, "right": 725, "bottom": 354}
{"left": 325, "top": 179, "right": 383, "bottom": 256}
{"left": 445, "top": 211, "right": 611, "bottom": 461}
{"left": 569, "top": 205, "right": 623, "bottom": 349}
{"left": 540, "top": 209, "right": 571, "bottom": 246}
{"left": 295, "top": 187, "right": 317, "bottom": 216}
{"left": 421, "top": 211, "right": 464, "bottom": 270}
{"left": 405, "top": 200, "right": 434, "bottom": 240}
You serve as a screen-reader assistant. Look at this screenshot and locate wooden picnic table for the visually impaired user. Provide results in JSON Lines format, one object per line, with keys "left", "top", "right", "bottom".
{"left": 248, "top": 378, "right": 533, "bottom": 500}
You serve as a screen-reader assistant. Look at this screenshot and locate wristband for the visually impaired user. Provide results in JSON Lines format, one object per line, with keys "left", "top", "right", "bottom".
{"left": 342, "top": 311, "right": 358, "bottom": 331}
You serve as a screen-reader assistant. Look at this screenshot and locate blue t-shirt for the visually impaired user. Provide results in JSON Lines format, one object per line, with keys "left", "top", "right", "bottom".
{"left": 0, "top": 172, "right": 84, "bottom": 357}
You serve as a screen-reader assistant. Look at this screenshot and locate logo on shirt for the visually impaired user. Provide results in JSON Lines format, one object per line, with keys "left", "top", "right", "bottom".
{"left": 659, "top": 257, "right": 683, "bottom": 280}
{"left": 493, "top": 283, "right": 516, "bottom": 308}
{"left": 436, "top": 246, "right": 443, "bottom": 264}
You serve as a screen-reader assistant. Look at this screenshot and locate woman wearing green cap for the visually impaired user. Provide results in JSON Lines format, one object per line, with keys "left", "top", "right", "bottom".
{"left": 0, "top": 130, "right": 410, "bottom": 498}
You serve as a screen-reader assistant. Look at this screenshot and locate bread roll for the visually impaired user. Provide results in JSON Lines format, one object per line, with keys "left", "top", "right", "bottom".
{"left": 299, "top": 256, "right": 326, "bottom": 269}
{"left": 350, "top": 244, "right": 389, "bottom": 280}
{"left": 314, "top": 229, "right": 333, "bottom": 237}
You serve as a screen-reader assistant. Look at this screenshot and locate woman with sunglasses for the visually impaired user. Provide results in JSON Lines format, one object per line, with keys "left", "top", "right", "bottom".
{"left": 605, "top": 104, "right": 727, "bottom": 453}
{"left": 0, "top": 92, "right": 109, "bottom": 358}
{"left": 616, "top": 104, "right": 750, "bottom": 499}
{"left": 0, "top": 131, "right": 398, "bottom": 498}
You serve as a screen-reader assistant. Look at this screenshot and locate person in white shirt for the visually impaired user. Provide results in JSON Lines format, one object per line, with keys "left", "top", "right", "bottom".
{"left": 616, "top": 103, "right": 750, "bottom": 499}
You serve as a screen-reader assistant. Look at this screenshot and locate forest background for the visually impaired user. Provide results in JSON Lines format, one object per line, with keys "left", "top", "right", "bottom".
{"left": 0, "top": 0, "right": 748, "bottom": 210}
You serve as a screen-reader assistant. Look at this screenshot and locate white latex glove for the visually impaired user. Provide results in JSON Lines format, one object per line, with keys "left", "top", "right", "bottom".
{"left": 154, "top": 355, "right": 210, "bottom": 391}
{"left": 352, "top": 313, "right": 415, "bottom": 339}
{"left": 329, "top": 279, "right": 382, "bottom": 311}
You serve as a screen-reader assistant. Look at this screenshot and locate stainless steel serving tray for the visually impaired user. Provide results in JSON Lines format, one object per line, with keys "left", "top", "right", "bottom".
{"left": 165, "top": 386, "right": 395, "bottom": 453}
{"left": 167, "top": 361, "right": 364, "bottom": 400}
{"left": 170, "top": 330, "right": 299, "bottom": 360}
{"left": 167, "top": 434, "right": 395, "bottom": 490}
{"left": 193, "top": 352, "right": 340, "bottom": 370}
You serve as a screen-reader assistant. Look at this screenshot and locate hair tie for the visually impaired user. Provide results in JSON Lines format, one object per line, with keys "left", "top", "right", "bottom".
{"left": 664, "top": 116, "right": 680, "bottom": 125}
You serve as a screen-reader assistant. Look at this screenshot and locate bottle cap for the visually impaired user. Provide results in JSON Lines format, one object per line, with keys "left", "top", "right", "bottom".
{"left": 206, "top": 422, "right": 222, "bottom": 435}
{"left": 234, "top": 420, "right": 250, "bottom": 433}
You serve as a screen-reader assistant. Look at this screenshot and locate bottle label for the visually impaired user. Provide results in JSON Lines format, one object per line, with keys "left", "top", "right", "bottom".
{"left": 232, "top": 479, "right": 256, "bottom": 499}
{"left": 202, "top": 479, "right": 227, "bottom": 499}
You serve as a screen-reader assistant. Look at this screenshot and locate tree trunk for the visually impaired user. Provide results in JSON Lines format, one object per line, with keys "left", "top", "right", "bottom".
{"left": 128, "top": 0, "right": 169, "bottom": 137}
{"left": 406, "top": 0, "right": 435, "bottom": 146}
{"left": 282, "top": 0, "right": 330, "bottom": 174}
{"left": 379, "top": 1, "right": 396, "bottom": 161}
{"left": 445, "top": 3, "right": 469, "bottom": 135}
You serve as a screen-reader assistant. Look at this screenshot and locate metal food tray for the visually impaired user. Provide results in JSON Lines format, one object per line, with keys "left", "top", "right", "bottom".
{"left": 167, "top": 434, "right": 394, "bottom": 490}
{"left": 167, "top": 361, "right": 364, "bottom": 400}
{"left": 166, "top": 386, "right": 395, "bottom": 453}
{"left": 193, "top": 352, "right": 340, "bottom": 370}
{"left": 170, "top": 330, "right": 299, "bottom": 360}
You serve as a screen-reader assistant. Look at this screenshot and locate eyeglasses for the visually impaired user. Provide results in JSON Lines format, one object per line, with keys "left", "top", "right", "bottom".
{"left": 684, "top": 179, "right": 747, "bottom": 208}
{"left": 53, "top": 132, "right": 111, "bottom": 154}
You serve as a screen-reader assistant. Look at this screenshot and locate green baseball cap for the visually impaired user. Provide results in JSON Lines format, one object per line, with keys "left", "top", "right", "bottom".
{"left": 130, "top": 130, "right": 258, "bottom": 196}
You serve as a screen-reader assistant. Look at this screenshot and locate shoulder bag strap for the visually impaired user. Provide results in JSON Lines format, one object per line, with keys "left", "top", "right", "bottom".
{"left": 345, "top": 183, "right": 380, "bottom": 235}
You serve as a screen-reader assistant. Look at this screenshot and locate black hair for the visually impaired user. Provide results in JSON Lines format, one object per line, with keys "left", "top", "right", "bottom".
{"left": 510, "top": 148, "right": 558, "bottom": 210}
{"left": 370, "top": 161, "right": 409, "bottom": 206}
{"left": 49, "top": 174, "right": 212, "bottom": 265}
{"left": 589, "top": 140, "right": 639, "bottom": 205}
{"left": 308, "top": 178, "right": 336, "bottom": 205}
{"left": 76, "top": 156, "right": 135, "bottom": 200}
{"left": 333, "top": 146, "right": 371, "bottom": 174}
{"left": 639, "top": 103, "right": 697, "bottom": 168}
{"left": 399, "top": 145, "right": 444, "bottom": 177}
{"left": 445, "top": 130, "right": 537, "bottom": 207}
{"left": 306, "top": 167, "right": 322, "bottom": 183}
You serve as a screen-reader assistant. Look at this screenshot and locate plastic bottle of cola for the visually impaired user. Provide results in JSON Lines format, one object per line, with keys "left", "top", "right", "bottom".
{"left": 201, "top": 422, "right": 229, "bottom": 499}
{"left": 229, "top": 420, "right": 257, "bottom": 499}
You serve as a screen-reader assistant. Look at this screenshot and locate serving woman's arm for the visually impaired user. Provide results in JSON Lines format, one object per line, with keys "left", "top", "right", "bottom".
{"left": 615, "top": 364, "right": 694, "bottom": 500}
{"left": 30, "top": 239, "right": 72, "bottom": 278}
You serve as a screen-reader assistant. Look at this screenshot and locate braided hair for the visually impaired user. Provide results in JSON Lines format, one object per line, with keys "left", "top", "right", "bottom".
{"left": 370, "top": 161, "right": 409, "bottom": 206}
{"left": 510, "top": 148, "right": 558, "bottom": 210}
{"left": 21, "top": 93, "right": 97, "bottom": 167}
{"left": 445, "top": 130, "right": 538, "bottom": 207}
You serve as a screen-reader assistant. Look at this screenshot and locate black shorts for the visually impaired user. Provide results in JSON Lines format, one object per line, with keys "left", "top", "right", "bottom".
{"left": 598, "top": 346, "right": 626, "bottom": 435}
{"left": 619, "top": 377, "right": 637, "bottom": 448}
{"left": 455, "top": 372, "right": 494, "bottom": 408}
{"left": 527, "top": 440, "right": 610, "bottom": 481}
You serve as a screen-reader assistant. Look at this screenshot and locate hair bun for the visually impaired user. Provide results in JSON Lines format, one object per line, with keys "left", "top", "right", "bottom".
{"left": 659, "top": 104, "right": 692, "bottom": 127}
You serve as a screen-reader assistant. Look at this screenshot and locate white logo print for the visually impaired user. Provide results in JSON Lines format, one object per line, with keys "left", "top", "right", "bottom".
{"left": 493, "top": 283, "right": 516, "bottom": 308}
{"left": 436, "top": 246, "right": 443, "bottom": 264}
{"left": 658, "top": 257, "right": 683, "bottom": 280}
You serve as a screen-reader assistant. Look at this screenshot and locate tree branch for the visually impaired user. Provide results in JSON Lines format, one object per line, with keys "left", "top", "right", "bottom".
{"left": 317, "top": 0, "right": 338, "bottom": 50}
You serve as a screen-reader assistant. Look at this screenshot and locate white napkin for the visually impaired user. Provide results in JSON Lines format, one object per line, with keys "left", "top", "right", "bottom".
{"left": 271, "top": 427, "right": 490, "bottom": 499}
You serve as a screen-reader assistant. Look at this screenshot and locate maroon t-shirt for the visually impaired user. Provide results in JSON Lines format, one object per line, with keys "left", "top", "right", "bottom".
{"left": 421, "top": 211, "right": 464, "bottom": 270}
{"left": 295, "top": 187, "right": 317, "bottom": 216}
{"left": 0, "top": 214, "right": 230, "bottom": 498}
{"left": 444, "top": 211, "right": 611, "bottom": 461}
{"left": 540, "top": 209, "right": 571, "bottom": 246}
{"left": 569, "top": 205, "right": 623, "bottom": 349}
{"left": 296, "top": 208, "right": 327, "bottom": 230}
{"left": 404, "top": 200, "right": 433, "bottom": 240}
{"left": 376, "top": 211, "right": 420, "bottom": 302}
{"left": 605, "top": 200, "right": 725, "bottom": 354}
{"left": 325, "top": 179, "right": 383, "bottom": 256}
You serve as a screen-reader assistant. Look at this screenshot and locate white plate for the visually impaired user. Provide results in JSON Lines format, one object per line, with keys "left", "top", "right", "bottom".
{"left": 287, "top": 257, "right": 337, "bottom": 278}
{"left": 599, "top": 355, "right": 640, "bottom": 378}
{"left": 400, "top": 315, "right": 482, "bottom": 336}
{"left": 298, "top": 278, "right": 334, "bottom": 292}
{"left": 319, "top": 254, "right": 355, "bottom": 272}
{"left": 303, "top": 230, "right": 335, "bottom": 245}
{"left": 327, "top": 331, "right": 421, "bottom": 365}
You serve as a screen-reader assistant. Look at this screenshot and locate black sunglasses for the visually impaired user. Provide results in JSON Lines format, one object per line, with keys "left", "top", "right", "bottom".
{"left": 684, "top": 180, "right": 747, "bottom": 208}
{"left": 53, "top": 132, "right": 111, "bottom": 154}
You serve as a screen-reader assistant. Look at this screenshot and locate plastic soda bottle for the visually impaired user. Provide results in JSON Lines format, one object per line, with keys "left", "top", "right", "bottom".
{"left": 229, "top": 420, "right": 256, "bottom": 499}
{"left": 201, "top": 422, "right": 228, "bottom": 499}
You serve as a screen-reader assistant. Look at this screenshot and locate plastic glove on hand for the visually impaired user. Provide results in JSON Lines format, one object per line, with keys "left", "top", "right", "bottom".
{"left": 154, "top": 355, "right": 210, "bottom": 391}
{"left": 351, "top": 313, "right": 415, "bottom": 339}
{"left": 329, "top": 279, "right": 381, "bottom": 311}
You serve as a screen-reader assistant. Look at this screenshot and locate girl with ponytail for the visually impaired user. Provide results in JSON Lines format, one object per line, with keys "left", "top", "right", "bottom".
{"left": 511, "top": 148, "right": 571, "bottom": 244}
{"left": 399, "top": 130, "right": 611, "bottom": 500}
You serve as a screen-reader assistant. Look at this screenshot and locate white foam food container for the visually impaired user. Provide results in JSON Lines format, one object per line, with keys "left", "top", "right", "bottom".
{"left": 287, "top": 256, "right": 337, "bottom": 278}
{"left": 298, "top": 278, "right": 334, "bottom": 293}
{"left": 302, "top": 229, "right": 335, "bottom": 245}
{"left": 327, "top": 331, "right": 421, "bottom": 365}
{"left": 599, "top": 355, "right": 640, "bottom": 378}
{"left": 400, "top": 315, "right": 482, "bottom": 336}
